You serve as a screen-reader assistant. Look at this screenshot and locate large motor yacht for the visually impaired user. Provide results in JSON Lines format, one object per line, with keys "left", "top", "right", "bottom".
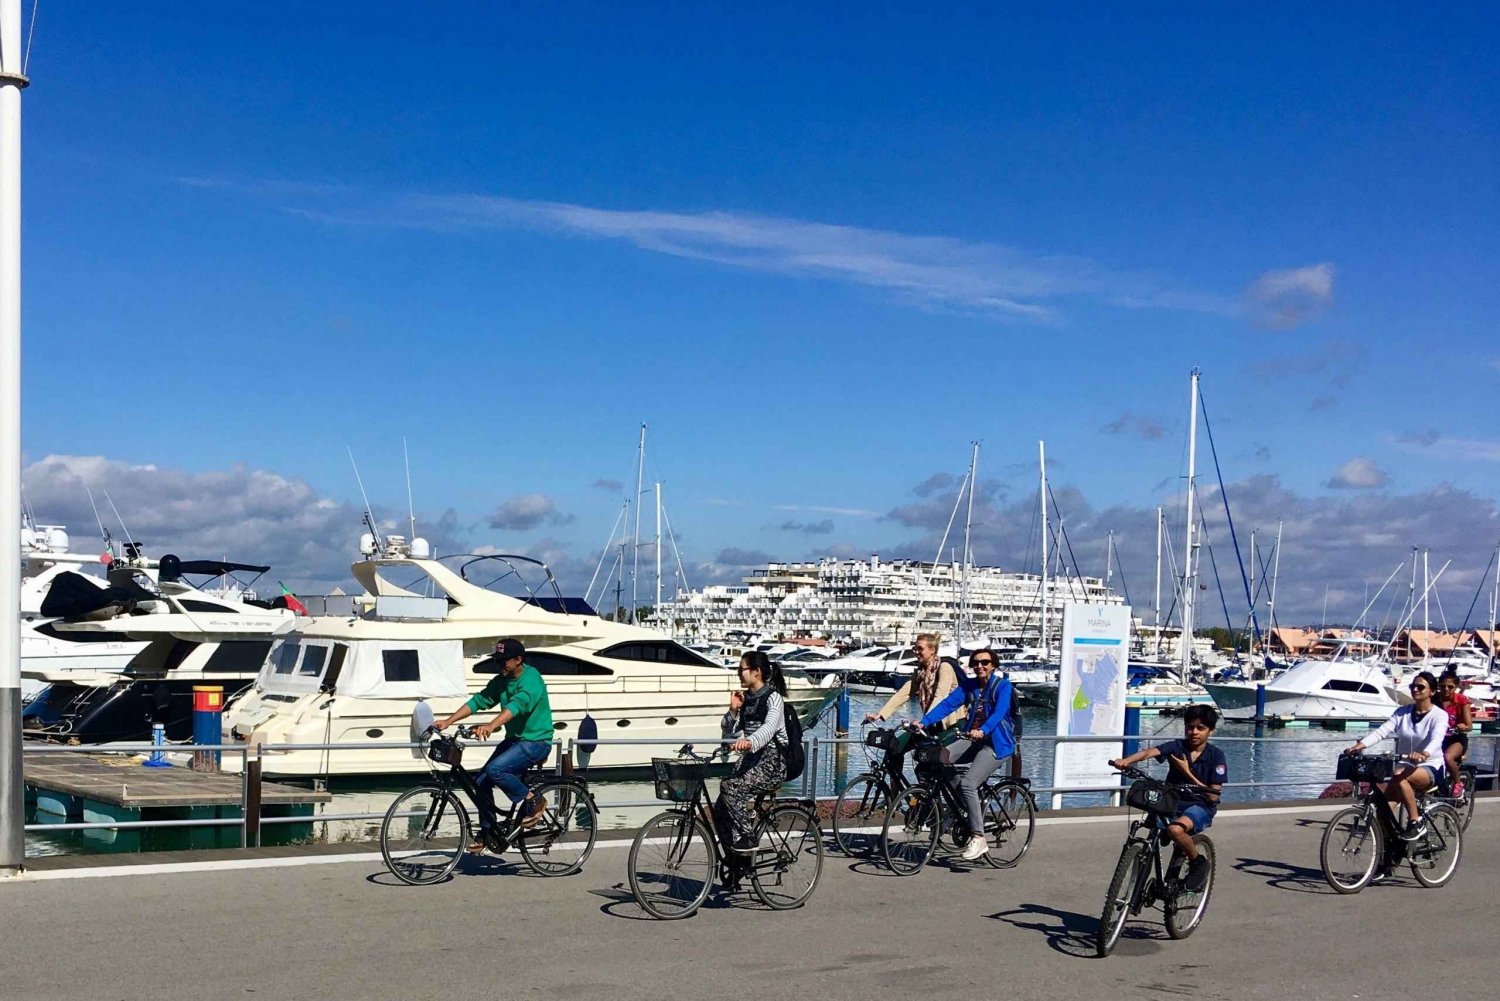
{"left": 221, "top": 537, "right": 836, "bottom": 777}
{"left": 1203, "top": 655, "right": 1407, "bottom": 722}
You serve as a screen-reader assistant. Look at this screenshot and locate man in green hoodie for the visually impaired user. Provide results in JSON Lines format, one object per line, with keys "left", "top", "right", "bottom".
{"left": 437, "top": 638, "right": 553, "bottom": 849}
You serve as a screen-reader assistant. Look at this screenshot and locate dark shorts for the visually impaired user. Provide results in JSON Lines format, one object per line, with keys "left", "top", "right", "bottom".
{"left": 1444, "top": 732, "right": 1468, "bottom": 753}
{"left": 1172, "top": 804, "right": 1214, "bottom": 832}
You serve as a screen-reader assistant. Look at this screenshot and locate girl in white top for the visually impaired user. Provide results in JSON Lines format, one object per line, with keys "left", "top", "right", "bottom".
{"left": 1345, "top": 670, "right": 1446, "bottom": 839}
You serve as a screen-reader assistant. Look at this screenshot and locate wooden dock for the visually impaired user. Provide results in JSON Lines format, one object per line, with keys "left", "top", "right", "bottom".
{"left": 25, "top": 756, "right": 329, "bottom": 809}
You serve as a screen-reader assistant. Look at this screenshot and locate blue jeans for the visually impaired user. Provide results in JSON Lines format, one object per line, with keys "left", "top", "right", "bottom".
{"left": 473, "top": 738, "right": 551, "bottom": 832}
{"left": 1175, "top": 804, "right": 1214, "bottom": 832}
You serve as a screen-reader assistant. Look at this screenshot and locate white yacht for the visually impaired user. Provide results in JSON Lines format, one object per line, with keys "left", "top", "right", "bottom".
{"left": 1204, "top": 657, "right": 1407, "bottom": 722}
{"left": 221, "top": 539, "right": 835, "bottom": 777}
{"left": 25, "top": 548, "right": 298, "bottom": 743}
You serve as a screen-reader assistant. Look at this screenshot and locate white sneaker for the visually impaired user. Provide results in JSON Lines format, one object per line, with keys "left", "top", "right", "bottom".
{"left": 961, "top": 835, "right": 989, "bottom": 861}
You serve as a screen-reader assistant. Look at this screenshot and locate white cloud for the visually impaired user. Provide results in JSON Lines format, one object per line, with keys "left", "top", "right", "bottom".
{"left": 1389, "top": 432, "right": 1500, "bottom": 463}
{"left": 1246, "top": 262, "right": 1335, "bottom": 329}
{"left": 774, "top": 503, "right": 876, "bottom": 517}
{"left": 1325, "top": 457, "right": 1388, "bottom": 490}
{"left": 486, "top": 494, "right": 574, "bottom": 531}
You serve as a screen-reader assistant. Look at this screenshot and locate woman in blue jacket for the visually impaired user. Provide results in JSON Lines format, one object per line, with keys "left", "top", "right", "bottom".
{"left": 911, "top": 650, "right": 1016, "bottom": 861}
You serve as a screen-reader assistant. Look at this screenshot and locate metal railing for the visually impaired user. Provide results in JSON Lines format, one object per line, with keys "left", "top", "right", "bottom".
{"left": 21, "top": 729, "right": 1499, "bottom": 852}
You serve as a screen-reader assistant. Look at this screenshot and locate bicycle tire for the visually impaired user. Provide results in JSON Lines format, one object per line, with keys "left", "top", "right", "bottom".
{"left": 832, "top": 773, "right": 890, "bottom": 857}
{"left": 1096, "top": 841, "right": 1146, "bottom": 958}
{"left": 881, "top": 785, "right": 941, "bottom": 876}
{"left": 1411, "top": 803, "right": 1462, "bottom": 888}
{"left": 981, "top": 780, "right": 1036, "bottom": 869}
{"left": 1164, "top": 834, "right": 1215, "bottom": 939}
{"left": 628, "top": 811, "right": 716, "bottom": 920}
{"left": 750, "top": 805, "right": 824, "bottom": 910}
{"left": 518, "top": 779, "right": 598, "bottom": 877}
{"left": 1319, "top": 805, "right": 1380, "bottom": 894}
{"left": 1455, "top": 765, "right": 1477, "bottom": 832}
{"left": 379, "top": 784, "right": 470, "bottom": 886}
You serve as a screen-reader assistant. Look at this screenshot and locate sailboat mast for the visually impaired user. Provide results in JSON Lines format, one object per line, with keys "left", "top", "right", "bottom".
{"left": 654, "top": 481, "right": 662, "bottom": 624}
{"left": 630, "top": 422, "right": 646, "bottom": 624}
{"left": 1268, "top": 521, "right": 1283, "bottom": 634}
{"left": 960, "top": 441, "right": 978, "bottom": 642}
{"left": 1105, "top": 530, "right": 1114, "bottom": 591}
{"left": 1153, "top": 506, "right": 1163, "bottom": 657}
{"left": 1423, "top": 548, "right": 1430, "bottom": 636}
{"left": 1039, "top": 440, "right": 1049, "bottom": 657}
{"left": 1491, "top": 540, "right": 1499, "bottom": 671}
{"left": 1181, "top": 369, "right": 1200, "bottom": 675}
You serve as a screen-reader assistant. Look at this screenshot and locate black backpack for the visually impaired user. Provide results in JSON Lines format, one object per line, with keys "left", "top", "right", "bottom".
{"left": 781, "top": 700, "right": 806, "bottom": 782}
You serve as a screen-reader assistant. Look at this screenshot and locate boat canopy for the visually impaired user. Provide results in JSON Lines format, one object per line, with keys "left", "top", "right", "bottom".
{"left": 337, "top": 639, "right": 467, "bottom": 699}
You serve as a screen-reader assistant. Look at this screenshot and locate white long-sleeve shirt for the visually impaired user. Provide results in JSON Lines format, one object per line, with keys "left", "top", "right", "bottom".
{"left": 722, "top": 690, "right": 787, "bottom": 754}
{"left": 1361, "top": 705, "right": 1447, "bottom": 763}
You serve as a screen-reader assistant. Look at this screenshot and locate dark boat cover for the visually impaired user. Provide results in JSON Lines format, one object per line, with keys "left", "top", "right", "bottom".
{"left": 39, "top": 571, "right": 156, "bottom": 619}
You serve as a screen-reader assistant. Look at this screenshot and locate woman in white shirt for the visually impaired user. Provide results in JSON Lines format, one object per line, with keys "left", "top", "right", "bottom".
{"left": 1344, "top": 670, "right": 1446, "bottom": 841}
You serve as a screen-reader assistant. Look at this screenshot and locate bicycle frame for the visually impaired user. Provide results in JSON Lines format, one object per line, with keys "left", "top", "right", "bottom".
{"left": 419, "top": 738, "right": 564, "bottom": 854}
{"left": 1117, "top": 815, "right": 1181, "bottom": 915}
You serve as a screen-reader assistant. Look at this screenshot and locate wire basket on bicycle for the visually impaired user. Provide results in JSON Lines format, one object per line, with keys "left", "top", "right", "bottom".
{"left": 652, "top": 757, "right": 709, "bottom": 803}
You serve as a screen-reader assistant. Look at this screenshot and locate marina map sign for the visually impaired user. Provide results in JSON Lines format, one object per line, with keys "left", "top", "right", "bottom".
{"left": 1050, "top": 603, "right": 1132, "bottom": 808}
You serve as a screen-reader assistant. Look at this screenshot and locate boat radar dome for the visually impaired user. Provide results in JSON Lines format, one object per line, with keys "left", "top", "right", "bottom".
{"left": 409, "top": 537, "right": 431, "bottom": 558}
{"left": 359, "top": 532, "right": 377, "bottom": 556}
{"left": 19, "top": 526, "right": 34, "bottom": 550}
{"left": 47, "top": 528, "right": 70, "bottom": 551}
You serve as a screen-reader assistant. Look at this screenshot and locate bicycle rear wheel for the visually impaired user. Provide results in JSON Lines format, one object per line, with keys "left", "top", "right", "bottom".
{"left": 1096, "top": 842, "right": 1145, "bottom": 958}
{"left": 749, "top": 806, "right": 824, "bottom": 909}
{"left": 1165, "top": 834, "right": 1215, "bottom": 939}
{"left": 1455, "top": 765, "right": 1477, "bottom": 832}
{"left": 832, "top": 773, "right": 889, "bottom": 857}
{"left": 881, "top": 786, "right": 940, "bottom": 876}
{"left": 379, "top": 785, "right": 470, "bottom": 886}
{"left": 518, "top": 779, "right": 598, "bottom": 877}
{"left": 627, "top": 811, "right": 716, "bottom": 919}
{"left": 1411, "top": 803, "right": 1462, "bottom": 888}
{"left": 981, "top": 781, "right": 1036, "bottom": 868}
{"left": 1319, "top": 805, "right": 1381, "bottom": 894}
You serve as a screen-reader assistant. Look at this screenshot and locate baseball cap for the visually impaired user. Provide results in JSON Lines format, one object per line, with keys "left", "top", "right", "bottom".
{"left": 494, "top": 638, "right": 526, "bottom": 661}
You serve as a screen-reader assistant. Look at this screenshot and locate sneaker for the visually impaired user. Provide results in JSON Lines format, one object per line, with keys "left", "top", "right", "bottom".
{"left": 519, "top": 794, "right": 547, "bottom": 829}
{"left": 1186, "top": 855, "right": 1211, "bottom": 892}
{"left": 1450, "top": 780, "right": 1466, "bottom": 798}
{"left": 1400, "top": 818, "right": 1428, "bottom": 842}
{"left": 960, "top": 834, "right": 989, "bottom": 861}
{"left": 1370, "top": 867, "right": 1393, "bottom": 885}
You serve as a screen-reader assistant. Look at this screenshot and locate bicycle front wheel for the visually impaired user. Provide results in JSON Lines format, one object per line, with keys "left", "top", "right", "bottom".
{"left": 981, "top": 781, "right": 1036, "bottom": 869}
{"left": 1097, "top": 842, "right": 1146, "bottom": 958}
{"left": 1411, "top": 803, "right": 1462, "bottom": 888}
{"left": 1165, "top": 834, "right": 1215, "bottom": 939}
{"left": 518, "top": 779, "right": 599, "bottom": 877}
{"left": 1320, "top": 805, "right": 1381, "bottom": 894}
{"left": 881, "top": 786, "right": 941, "bottom": 876}
{"left": 750, "top": 806, "right": 824, "bottom": 910}
{"left": 832, "top": 773, "right": 890, "bottom": 857}
{"left": 628, "top": 811, "right": 716, "bottom": 920}
{"left": 380, "top": 784, "right": 470, "bottom": 886}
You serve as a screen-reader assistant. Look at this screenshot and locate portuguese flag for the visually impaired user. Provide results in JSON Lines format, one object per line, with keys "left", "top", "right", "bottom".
{"left": 278, "top": 582, "right": 310, "bottom": 616}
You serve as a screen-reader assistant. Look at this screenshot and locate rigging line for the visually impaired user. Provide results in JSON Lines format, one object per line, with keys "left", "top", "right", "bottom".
{"left": 915, "top": 466, "right": 971, "bottom": 627}
{"left": 585, "top": 501, "right": 628, "bottom": 606}
{"left": 1045, "top": 482, "right": 1087, "bottom": 602}
{"left": 1199, "top": 514, "right": 1236, "bottom": 635}
{"left": 1114, "top": 553, "right": 1132, "bottom": 608}
{"left": 1450, "top": 544, "right": 1498, "bottom": 639}
{"left": 1197, "top": 389, "right": 1259, "bottom": 639}
{"left": 102, "top": 489, "right": 135, "bottom": 547}
{"left": 662, "top": 503, "right": 691, "bottom": 594}
{"left": 23, "top": 0, "right": 38, "bottom": 75}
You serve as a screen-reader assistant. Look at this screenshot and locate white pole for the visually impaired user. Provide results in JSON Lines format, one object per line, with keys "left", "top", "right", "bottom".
{"left": 630, "top": 422, "right": 646, "bottom": 624}
{"left": 1039, "top": 440, "right": 1049, "bottom": 658}
{"left": 0, "top": 0, "right": 27, "bottom": 874}
{"left": 1423, "top": 548, "right": 1430, "bottom": 637}
{"left": 1153, "top": 506, "right": 1163, "bottom": 657}
{"left": 654, "top": 481, "right": 662, "bottom": 624}
{"left": 1181, "top": 370, "right": 1199, "bottom": 675}
{"left": 1490, "top": 541, "right": 1499, "bottom": 671}
{"left": 1268, "top": 520, "right": 1283, "bottom": 634}
{"left": 960, "top": 441, "right": 978, "bottom": 642}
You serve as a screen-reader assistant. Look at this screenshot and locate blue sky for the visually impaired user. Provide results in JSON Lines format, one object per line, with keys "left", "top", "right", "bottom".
{"left": 17, "top": 4, "right": 1500, "bottom": 624}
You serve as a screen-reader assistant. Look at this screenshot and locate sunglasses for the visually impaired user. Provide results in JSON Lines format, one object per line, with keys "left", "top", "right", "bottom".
{"left": 1409, "top": 683, "right": 1430, "bottom": 692}
{"left": 971, "top": 658, "right": 995, "bottom": 666}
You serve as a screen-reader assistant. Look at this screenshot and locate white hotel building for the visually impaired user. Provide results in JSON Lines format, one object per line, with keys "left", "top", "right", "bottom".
{"left": 660, "top": 555, "right": 1124, "bottom": 648}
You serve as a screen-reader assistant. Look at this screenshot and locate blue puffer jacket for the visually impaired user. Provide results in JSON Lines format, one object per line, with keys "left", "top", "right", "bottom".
{"left": 919, "top": 672, "right": 1016, "bottom": 759}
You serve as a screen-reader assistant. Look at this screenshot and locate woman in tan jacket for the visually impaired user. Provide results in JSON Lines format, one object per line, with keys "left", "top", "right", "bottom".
{"left": 863, "top": 633, "right": 964, "bottom": 731}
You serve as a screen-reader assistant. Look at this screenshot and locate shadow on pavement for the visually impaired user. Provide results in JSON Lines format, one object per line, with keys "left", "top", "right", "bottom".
{"left": 1232, "top": 856, "right": 1336, "bottom": 895}
{"left": 988, "top": 903, "right": 1164, "bottom": 959}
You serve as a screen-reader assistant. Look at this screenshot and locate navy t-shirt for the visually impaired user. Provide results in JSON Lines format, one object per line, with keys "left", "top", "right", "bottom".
{"left": 1156, "top": 739, "right": 1228, "bottom": 812}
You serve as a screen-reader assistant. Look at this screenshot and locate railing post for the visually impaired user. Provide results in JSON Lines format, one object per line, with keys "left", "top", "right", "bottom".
{"left": 804, "top": 735, "right": 817, "bottom": 798}
{"left": 1254, "top": 683, "right": 1267, "bottom": 739}
{"left": 244, "top": 747, "right": 262, "bottom": 849}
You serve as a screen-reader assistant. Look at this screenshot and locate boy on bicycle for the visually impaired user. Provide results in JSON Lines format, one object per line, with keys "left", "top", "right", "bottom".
{"left": 1110, "top": 704, "right": 1224, "bottom": 892}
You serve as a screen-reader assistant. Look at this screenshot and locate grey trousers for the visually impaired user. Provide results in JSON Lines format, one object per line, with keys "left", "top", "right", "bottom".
{"left": 945, "top": 739, "right": 1004, "bottom": 837}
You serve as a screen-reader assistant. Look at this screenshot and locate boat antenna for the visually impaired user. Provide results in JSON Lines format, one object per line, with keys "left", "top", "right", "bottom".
{"left": 84, "top": 484, "right": 112, "bottom": 553}
{"left": 102, "top": 489, "right": 136, "bottom": 552}
{"left": 347, "top": 446, "right": 382, "bottom": 548}
{"left": 402, "top": 437, "right": 418, "bottom": 541}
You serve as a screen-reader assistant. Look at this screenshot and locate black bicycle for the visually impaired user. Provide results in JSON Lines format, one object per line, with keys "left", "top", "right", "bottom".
{"left": 1095, "top": 765, "right": 1216, "bottom": 957}
{"left": 1433, "top": 760, "right": 1478, "bottom": 832}
{"left": 379, "top": 722, "right": 599, "bottom": 885}
{"left": 626, "top": 744, "right": 824, "bottom": 919}
{"left": 1319, "top": 751, "right": 1462, "bottom": 893}
{"left": 831, "top": 725, "right": 912, "bottom": 856}
{"left": 878, "top": 726, "right": 1036, "bottom": 875}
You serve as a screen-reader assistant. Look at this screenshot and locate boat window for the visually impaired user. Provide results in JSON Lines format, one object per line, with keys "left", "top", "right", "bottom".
{"left": 1321, "top": 679, "right": 1380, "bottom": 693}
{"left": 298, "top": 645, "right": 329, "bottom": 677}
{"left": 33, "top": 622, "right": 134, "bottom": 644}
{"left": 271, "top": 643, "right": 300, "bottom": 675}
{"left": 597, "top": 641, "right": 719, "bottom": 667}
{"left": 180, "top": 599, "right": 236, "bottom": 613}
{"left": 382, "top": 649, "right": 421, "bottom": 682}
{"left": 323, "top": 644, "right": 347, "bottom": 690}
{"left": 204, "top": 640, "right": 273, "bottom": 673}
{"left": 524, "top": 652, "right": 614, "bottom": 677}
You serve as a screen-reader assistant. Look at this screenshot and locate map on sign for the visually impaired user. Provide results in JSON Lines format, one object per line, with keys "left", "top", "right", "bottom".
{"left": 1052, "top": 604, "right": 1133, "bottom": 802}
{"left": 1067, "top": 647, "right": 1123, "bottom": 737}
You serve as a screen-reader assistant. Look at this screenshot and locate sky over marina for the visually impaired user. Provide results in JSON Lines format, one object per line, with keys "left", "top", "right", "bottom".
{"left": 17, "top": 4, "right": 1500, "bottom": 625}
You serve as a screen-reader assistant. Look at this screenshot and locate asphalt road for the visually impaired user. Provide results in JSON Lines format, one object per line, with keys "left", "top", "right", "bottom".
{"left": 4, "top": 802, "right": 1493, "bottom": 1001}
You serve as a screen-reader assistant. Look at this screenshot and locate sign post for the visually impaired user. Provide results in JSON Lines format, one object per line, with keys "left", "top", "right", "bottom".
{"left": 1050, "top": 603, "right": 1132, "bottom": 809}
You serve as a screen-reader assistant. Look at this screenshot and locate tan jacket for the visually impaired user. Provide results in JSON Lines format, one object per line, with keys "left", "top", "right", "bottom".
{"left": 877, "top": 660, "right": 963, "bottom": 729}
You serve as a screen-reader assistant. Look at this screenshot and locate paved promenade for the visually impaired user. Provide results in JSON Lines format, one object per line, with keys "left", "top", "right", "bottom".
{"left": 4, "top": 800, "right": 1494, "bottom": 1001}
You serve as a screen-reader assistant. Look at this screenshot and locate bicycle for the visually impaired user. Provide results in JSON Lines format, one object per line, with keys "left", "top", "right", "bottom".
{"left": 831, "top": 725, "right": 911, "bottom": 856}
{"left": 626, "top": 744, "right": 824, "bottom": 919}
{"left": 1095, "top": 765, "right": 1216, "bottom": 958}
{"left": 1432, "top": 760, "right": 1478, "bottom": 832}
{"left": 878, "top": 726, "right": 1036, "bottom": 875}
{"left": 1319, "top": 751, "right": 1463, "bottom": 893}
{"left": 379, "top": 721, "right": 599, "bottom": 885}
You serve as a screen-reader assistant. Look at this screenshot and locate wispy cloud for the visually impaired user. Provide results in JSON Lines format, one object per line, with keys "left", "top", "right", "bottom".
{"left": 591, "top": 478, "right": 623, "bottom": 491}
{"left": 775, "top": 519, "right": 835, "bottom": 535}
{"left": 184, "top": 178, "right": 1253, "bottom": 323}
{"left": 1389, "top": 432, "right": 1500, "bottom": 462}
{"left": 1325, "top": 457, "right": 1388, "bottom": 490}
{"left": 486, "top": 493, "right": 575, "bottom": 531}
{"left": 1101, "top": 411, "right": 1167, "bottom": 440}
{"left": 1246, "top": 262, "right": 1335, "bottom": 329}
{"left": 774, "top": 503, "right": 876, "bottom": 517}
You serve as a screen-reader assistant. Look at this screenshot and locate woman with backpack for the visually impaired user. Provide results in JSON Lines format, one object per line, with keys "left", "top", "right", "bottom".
{"left": 714, "top": 651, "right": 792, "bottom": 855}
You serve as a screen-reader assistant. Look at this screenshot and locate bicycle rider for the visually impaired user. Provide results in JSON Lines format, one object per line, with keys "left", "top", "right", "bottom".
{"left": 435, "top": 638, "right": 554, "bottom": 852}
{"left": 1344, "top": 670, "right": 1446, "bottom": 845}
{"left": 1435, "top": 670, "right": 1472, "bottom": 794}
{"left": 1109, "top": 704, "right": 1225, "bottom": 892}
{"left": 715, "top": 651, "right": 792, "bottom": 856}
{"left": 907, "top": 649, "right": 1017, "bottom": 861}
{"left": 863, "top": 632, "right": 963, "bottom": 754}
